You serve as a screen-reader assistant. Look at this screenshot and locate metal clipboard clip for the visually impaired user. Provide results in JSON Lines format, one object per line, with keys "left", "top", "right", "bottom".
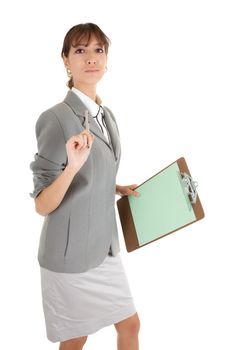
{"left": 181, "top": 172, "right": 198, "bottom": 204}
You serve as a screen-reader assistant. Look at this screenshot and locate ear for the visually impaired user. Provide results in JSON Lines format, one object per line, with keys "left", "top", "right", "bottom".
{"left": 62, "top": 54, "right": 70, "bottom": 69}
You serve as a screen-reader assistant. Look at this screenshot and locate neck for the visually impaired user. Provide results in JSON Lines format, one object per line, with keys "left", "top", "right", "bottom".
{"left": 74, "top": 84, "right": 97, "bottom": 102}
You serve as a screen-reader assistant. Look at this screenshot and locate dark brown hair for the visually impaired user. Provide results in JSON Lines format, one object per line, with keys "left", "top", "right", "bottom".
{"left": 61, "top": 23, "right": 111, "bottom": 89}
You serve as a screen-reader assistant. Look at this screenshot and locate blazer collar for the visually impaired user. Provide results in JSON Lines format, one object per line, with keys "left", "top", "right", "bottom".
{"left": 63, "top": 90, "right": 112, "bottom": 150}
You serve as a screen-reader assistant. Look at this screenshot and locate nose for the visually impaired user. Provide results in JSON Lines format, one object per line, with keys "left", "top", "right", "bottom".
{"left": 87, "top": 59, "right": 96, "bottom": 65}
{"left": 86, "top": 57, "right": 96, "bottom": 65}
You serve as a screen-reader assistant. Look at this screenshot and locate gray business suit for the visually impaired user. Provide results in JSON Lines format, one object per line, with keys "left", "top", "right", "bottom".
{"left": 30, "top": 90, "right": 121, "bottom": 273}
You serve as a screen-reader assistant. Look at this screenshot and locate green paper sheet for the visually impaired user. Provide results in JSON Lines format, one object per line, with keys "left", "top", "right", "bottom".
{"left": 128, "top": 162, "right": 197, "bottom": 246}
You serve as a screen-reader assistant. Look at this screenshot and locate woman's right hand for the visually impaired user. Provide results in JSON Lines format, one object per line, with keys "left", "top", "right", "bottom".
{"left": 66, "top": 131, "right": 95, "bottom": 171}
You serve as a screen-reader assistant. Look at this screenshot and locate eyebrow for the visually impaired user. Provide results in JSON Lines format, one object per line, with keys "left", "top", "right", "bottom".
{"left": 72, "top": 42, "right": 104, "bottom": 48}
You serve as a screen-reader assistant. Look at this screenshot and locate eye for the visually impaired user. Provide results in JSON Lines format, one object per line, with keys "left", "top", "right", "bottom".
{"left": 75, "top": 48, "right": 85, "bottom": 54}
{"left": 96, "top": 48, "right": 104, "bottom": 53}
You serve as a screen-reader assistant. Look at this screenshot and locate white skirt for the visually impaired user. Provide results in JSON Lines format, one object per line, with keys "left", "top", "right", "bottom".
{"left": 40, "top": 253, "right": 136, "bottom": 343}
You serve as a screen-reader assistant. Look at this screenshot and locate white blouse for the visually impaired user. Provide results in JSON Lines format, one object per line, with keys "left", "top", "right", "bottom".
{"left": 72, "top": 87, "right": 109, "bottom": 143}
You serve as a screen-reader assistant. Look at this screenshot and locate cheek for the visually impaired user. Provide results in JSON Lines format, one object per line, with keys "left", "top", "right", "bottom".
{"left": 99, "top": 56, "right": 107, "bottom": 68}
{"left": 70, "top": 60, "right": 83, "bottom": 74}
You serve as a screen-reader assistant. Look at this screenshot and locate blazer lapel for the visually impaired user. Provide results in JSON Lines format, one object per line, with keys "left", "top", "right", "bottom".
{"left": 103, "top": 107, "right": 121, "bottom": 162}
{"left": 63, "top": 91, "right": 112, "bottom": 150}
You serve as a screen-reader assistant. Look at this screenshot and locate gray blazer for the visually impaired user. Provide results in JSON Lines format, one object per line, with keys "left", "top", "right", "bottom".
{"left": 30, "top": 90, "right": 121, "bottom": 273}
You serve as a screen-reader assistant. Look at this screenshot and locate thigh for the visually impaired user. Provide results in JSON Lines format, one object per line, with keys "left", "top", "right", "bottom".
{"left": 114, "top": 313, "right": 140, "bottom": 334}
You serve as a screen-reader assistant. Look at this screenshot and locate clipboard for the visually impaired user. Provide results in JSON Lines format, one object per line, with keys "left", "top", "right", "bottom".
{"left": 117, "top": 157, "right": 205, "bottom": 252}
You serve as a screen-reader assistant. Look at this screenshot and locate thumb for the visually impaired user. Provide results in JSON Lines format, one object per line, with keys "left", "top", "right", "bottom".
{"left": 129, "top": 184, "right": 139, "bottom": 190}
{"left": 129, "top": 184, "right": 140, "bottom": 197}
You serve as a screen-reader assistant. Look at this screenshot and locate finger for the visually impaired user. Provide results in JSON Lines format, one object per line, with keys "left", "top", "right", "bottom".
{"left": 129, "top": 190, "right": 140, "bottom": 197}
{"left": 87, "top": 133, "right": 95, "bottom": 148}
{"left": 81, "top": 132, "right": 95, "bottom": 148}
{"left": 81, "top": 132, "right": 90, "bottom": 149}
{"left": 80, "top": 130, "right": 92, "bottom": 138}
{"left": 67, "top": 135, "right": 80, "bottom": 145}
{"left": 68, "top": 133, "right": 94, "bottom": 151}
{"left": 129, "top": 184, "right": 139, "bottom": 190}
{"left": 73, "top": 135, "right": 85, "bottom": 150}
{"left": 128, "top": 185, "right": 140, "bottom": 197}
{"left": 81, "top": 134, "right": 88, "bottom": 149}
{"left": 132, "top": 190, "right": 140, "bottom": 197}
{"left": 80, "top": 131, "right": 94, "bottom": 149}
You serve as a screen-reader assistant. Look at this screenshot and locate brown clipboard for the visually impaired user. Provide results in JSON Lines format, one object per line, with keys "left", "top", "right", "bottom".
{"left": 117, "top": 157, "right": 205, "bottom": 252}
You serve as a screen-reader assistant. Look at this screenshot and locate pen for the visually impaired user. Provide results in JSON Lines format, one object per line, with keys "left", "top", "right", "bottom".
{"left": 84, "top": 110, "right": 90, "bottom": 148}
{"left": 85, "top": 110, "right": 89, "bottom": 131}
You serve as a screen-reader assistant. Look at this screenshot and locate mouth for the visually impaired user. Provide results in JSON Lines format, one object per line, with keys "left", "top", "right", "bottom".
{"left": 84, "top": 69, "right": 100, "bottom": 73}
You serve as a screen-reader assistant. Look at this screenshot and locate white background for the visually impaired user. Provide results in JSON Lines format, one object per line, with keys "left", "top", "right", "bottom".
{"left": 0, "top": 0, "right": 224, "bottom": 349}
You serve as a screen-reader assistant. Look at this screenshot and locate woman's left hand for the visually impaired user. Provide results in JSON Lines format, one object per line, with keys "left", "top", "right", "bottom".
{"left": 116, "top": 184, "right": 140, "bottom": 197}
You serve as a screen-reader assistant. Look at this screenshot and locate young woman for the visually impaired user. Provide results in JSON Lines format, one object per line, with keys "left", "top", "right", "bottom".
{"left": 30, "top": 23, "right": 140, "bottom": 350}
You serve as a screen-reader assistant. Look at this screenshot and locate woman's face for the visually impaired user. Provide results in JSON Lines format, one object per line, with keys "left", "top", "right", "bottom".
{"left": 63, "top": 35, "right": 107, "bottom": 88}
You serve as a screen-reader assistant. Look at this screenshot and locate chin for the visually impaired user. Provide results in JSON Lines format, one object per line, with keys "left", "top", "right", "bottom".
{"left": 85, "top": 77, "right": 103, "bottom": 85}
{"left": 83, "top": 72, "right": 104, "bottom": 84}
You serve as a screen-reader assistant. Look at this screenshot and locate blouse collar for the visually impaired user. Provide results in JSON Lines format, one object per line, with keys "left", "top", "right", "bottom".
{"left": 72, "top": 87, "right": 101, "bottom": 116}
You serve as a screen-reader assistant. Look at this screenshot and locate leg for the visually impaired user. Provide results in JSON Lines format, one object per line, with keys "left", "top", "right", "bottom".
{"left": 59, "top": 336, "right": 88, "bottom": 350}
{"left": 114, "top": 312, "right": 140, "bottom": 350}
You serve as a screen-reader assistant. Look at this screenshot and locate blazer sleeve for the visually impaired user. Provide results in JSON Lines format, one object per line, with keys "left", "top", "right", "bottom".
{"left": 30, "top": 110, "right": 67, "bottom": 198}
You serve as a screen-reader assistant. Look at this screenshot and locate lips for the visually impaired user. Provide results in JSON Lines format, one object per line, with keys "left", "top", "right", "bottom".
{"left": 84, "top": 69, "right": 99, "bottom": 73}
